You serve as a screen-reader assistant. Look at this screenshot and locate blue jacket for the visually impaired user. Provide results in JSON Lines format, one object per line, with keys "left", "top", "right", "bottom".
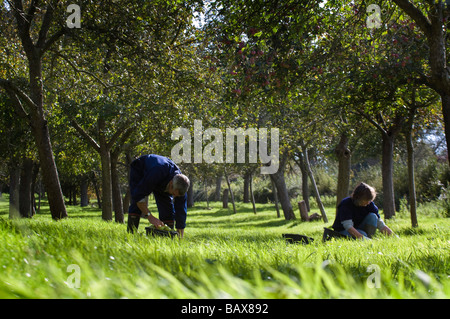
{"left": 128, "top": 154, "right": 187, "bottom": 229}
{"left": 332, "top": 197, "right": 380, "bottom": 231}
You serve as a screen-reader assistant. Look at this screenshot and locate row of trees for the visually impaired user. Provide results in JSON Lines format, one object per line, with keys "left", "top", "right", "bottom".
{"left": 0, "top": 1, "right": 449, "bottom": 228}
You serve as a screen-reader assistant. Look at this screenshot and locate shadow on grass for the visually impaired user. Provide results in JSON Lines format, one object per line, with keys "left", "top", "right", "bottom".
{"left": 0, "top": 202, "right": 102, "bottom": 219}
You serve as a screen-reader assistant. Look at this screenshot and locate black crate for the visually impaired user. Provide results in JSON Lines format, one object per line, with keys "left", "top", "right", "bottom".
{"left": 282, "top": 233, "right": 314, "bottom": 245}
{"left": 322, "top": 227, "right": 349, "bottom": 242}
{"left": 145, "top": 227, "right": 178, "bottom": 238}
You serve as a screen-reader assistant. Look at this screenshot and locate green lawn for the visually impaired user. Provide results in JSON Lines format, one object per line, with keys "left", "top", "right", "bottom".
{"left": 0, "top": 196, "right": 449, "bottom": 299}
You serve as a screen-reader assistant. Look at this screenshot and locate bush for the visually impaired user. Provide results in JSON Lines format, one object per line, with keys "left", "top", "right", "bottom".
{"left": 416, "top": 158, "right": 442, "bottom": 202}
{"left": 439, "top": 186, "right": 450, "bottom": 218}
{"left": 312, "top": 167, "right": 337, "bottom": 196}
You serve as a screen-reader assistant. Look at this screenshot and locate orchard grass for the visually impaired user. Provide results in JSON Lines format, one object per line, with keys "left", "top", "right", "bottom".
{"left": 0, "top": 196, "right": 449, "bottom": 299}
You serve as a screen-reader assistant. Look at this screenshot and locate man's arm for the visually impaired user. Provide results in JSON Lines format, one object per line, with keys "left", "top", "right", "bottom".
{"left": 342, "top": 219, "right": 365, "bottom": 239}
{"left": 376, "top": 217, "right": 394, "bottom": 236}
{"left": 380, "top": 225, "right": 394, "bottom": 236}
{"left": 347, "top": 226, "right": 365, "bottom": 239}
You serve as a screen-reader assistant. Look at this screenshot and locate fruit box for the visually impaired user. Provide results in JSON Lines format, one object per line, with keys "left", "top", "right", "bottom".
{"left": 145, "top": 226, "right": 178, "bottom": 238}
{"left": 282, "top": 233, "right": 314, "bottom": 245}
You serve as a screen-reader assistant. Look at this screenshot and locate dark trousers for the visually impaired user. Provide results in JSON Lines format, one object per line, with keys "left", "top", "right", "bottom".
{"left": 127, "top": 213, "right": 141, "bottom": 234}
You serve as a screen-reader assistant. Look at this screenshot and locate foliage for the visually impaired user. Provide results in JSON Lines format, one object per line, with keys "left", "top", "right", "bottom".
{"left": 0, "top": 1, "right": 448, "bottom": 226}
{"left": 439, "top": 186, "right": 450, "bottom": 218}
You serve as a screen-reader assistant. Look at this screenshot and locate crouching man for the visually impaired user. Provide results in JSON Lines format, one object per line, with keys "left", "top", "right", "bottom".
{"left": 332, "top": 182, "right": 394, "bottom": 239}
{"left": 127, "top": 154, "right": 190, "bottom": 238}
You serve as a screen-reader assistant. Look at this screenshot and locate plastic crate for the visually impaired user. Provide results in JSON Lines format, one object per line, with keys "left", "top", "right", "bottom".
{"left": 282, "top": 233, "right": 314, "bottom": 245}
{"left": 145, "top": 226, "right": 178, "bottom": 238}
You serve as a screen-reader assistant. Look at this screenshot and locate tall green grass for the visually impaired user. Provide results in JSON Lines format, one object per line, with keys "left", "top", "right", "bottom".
{"left": 0, "top": 196, "right": 449, "bottom": 299}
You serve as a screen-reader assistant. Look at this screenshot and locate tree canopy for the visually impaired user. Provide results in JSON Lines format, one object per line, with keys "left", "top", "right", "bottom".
{"left": 0, "top": 0, "right": 448, "bottom": 224}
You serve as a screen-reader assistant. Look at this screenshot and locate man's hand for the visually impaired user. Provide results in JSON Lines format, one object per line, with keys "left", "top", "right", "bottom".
{"left": 347, "top": 226, "right": 365, "bottom": 239}
{"left": 136, "top": 201, "right": 164, "bottom": 228}
{"left": 148, "top": 214, "right": 165, "bottom": 228}
{"left": 380, "top": 225, "right": 394, "bottom": 236}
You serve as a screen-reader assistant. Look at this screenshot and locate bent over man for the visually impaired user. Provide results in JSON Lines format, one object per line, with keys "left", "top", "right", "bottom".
{"left": 127, "top": 154, "right": 190, "bottom": 237}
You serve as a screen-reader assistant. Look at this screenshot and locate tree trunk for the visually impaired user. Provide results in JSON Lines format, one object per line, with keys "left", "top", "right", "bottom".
{"left": 72, "top": 183, "right": 78, "bottom": 206}
{"left": 427, "top": 6, "right": 450, "bottom": 166}
{"left": 122, "top": 151, "right": 133, "bottom": 212}
{"left": 187, "top": 176, "right": 194, "bottom": 208}
{"left": 5, "top": 3, "right": 68, "bottom": 220}
{"left": 110, "top": 150, "right": 124, "bottom": 223}
{"left": 302, "top": 146, "right": 328, "bottom": 223}
{"left": 19, "top": 158, "right": 34, "bottom": 218}
{"left": 381, "top": 133, "right": 396, "bottom": 219}
{"left": 80, "top": 176, "right": 89, "bottom": 207}
{"left": 296, "top": 153, "right": 310, "bottom": 211}
{"left": 37, "top": 176, "right": 42, "bottom": 213}
{"left": 406, "top": 127, "right": 418, "bottom": 228}
{"left": 31, "top": 114, "right": 67, "bottom": 219}
{"left": 270, "top": 172, "right": 295, "bottom": 220}
{"left": 270, "top": 177, "right": 280, "bottom": 218}
{"left": 204, "top": 178, "right": 210, "bottom": 209}
{"left": 91, "top": 171, "right": 102, "bottom": 209}
{"left": 243, "top": 173, "right": 250, "bottom": 203}
{"left": 99, "top": 145, "right": 113, "bottom": 221}
{"left": 28, "top": 51, "right": 67, "bottom": 218}
{"left": 70, "top": 111, "right": 134, "bottom": 220}
{"left": 270, "top": 153, "right": 295, "bottom": 220}
{"left": 96, "top": 117, "right": 113, "bottom": 221}
{"left": 224, "top": 169, "right": 237, "bottom": 214}
{"left": 441, "top": 94, "right": 450, "bottom": 165}
{"left": 406, "top": 104, "right": 418, "bottom": 228}
{"left": 249, "top": 172, "right": 257, "bottom": 214}
{"left": 298, "top": 200, "right": 309, "bottom": 221}
{"left": 335, "top": 133, "right": 351, "bottom": 206}
{"left": 31, "top": 162, "right": 39, "bottom": 215}
{"left": 222, "top": 188, "right": 229, "bottom": 208}
{"left": 361, "top": 111, "right": 403, "bottom": 220}
{"left": 8, "top": 162, "right": 20, "bottom": 219}
{"left": 215, "top": 175, "right": 222, "bottom": 201}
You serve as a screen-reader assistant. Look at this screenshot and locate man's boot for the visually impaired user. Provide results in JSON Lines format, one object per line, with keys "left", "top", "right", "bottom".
{"left": 127, "top": 214, "right": 141, "bottom": 233}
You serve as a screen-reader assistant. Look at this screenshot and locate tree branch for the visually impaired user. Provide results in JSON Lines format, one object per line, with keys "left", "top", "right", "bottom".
{"left": 392, "top": 0, "right": 432, "bottom": 36}
{"left": 51, "top": 50, "right": 113, "bottom": 89}
{"left": 36, "top": 1, "right": 60, "bottom": 52}
{"left": 111, "top": 126, "right": 136, "bottom": 155}
{"left": 70, "top": 118, "right": 101, "bottom": 152}
{"left": 41, "top": 28, "right": 66, "bottom": 54}
{"left": 0, "top": 85, "right": 30, "bottom": 120}
{"left": 106, "top": 120, "right": 133, "bottom": 150}
{"left": 0, "top": 79, "right": 37, "bottom": 110}
{"left": 354, "top": 110, "right": 388, "bottom": 137}
{"left": 10, "top": 0, "right": 36, "bottom": 57}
